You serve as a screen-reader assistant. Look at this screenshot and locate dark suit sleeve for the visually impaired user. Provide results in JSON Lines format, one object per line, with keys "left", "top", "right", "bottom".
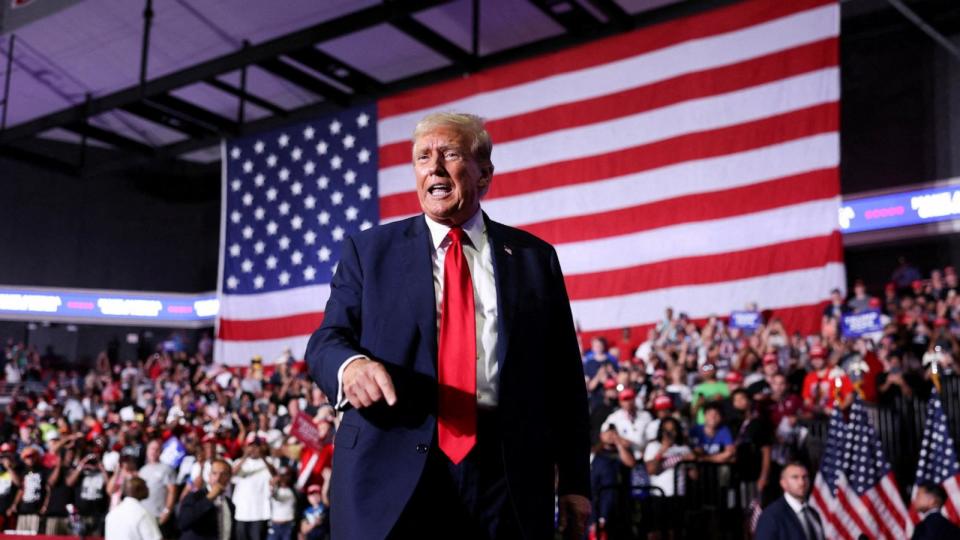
{"left": 754, "top": 504, "right": 778, "bottom": 540}
{"left": 177, "top": 491, "right": 216, "bottom": 533}
{"left": 305, "top": 236, "right": 367, "bottom": 401}
{"left": 546, "top": 247, "right": 591, "bottom": 498}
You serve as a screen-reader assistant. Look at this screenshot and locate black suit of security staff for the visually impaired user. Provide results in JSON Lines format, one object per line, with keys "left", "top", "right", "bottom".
{"left": 754, "top": 496, "right": 824, "bottom": 540}
{"left": 913, "top": 511, "right": 960, "bottom": 540}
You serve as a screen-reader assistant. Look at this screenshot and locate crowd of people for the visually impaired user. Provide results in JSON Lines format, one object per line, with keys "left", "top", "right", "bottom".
{"left": 0, "top": 260, "right": 956, "bottom": 539}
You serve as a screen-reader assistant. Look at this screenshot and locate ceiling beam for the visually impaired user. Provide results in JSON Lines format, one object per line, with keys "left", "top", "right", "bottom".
{"left": 585, "top": 0, "right": 631, "bottom": 26}
{"left": 202, "top": 78, "right": 288, "bottom": 117}
{"left": 0, "top": 0, "right": 451, "bottom": 145}
{"left": 391, "top": 14, "right": 474, "bottom": 67}
{"left": 62, "top": 122, "right": 156, "bottom": 154}
{"left": 146, "top": 94, "right": 238, "bottom": 134}
{"left": 526, "top": 0, "right": 603, "bottom": 34}
{"left": 121, "top": 101, "right": 215, "bottom": 138}
{"left": 285, "top": 47, "right": 384, "bottom": 95}
{"left": 256, "top": 58, "right": 351, "bottom": 106}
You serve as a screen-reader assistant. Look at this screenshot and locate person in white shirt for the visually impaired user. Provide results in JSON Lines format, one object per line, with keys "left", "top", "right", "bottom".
{"left": 104, "top": 477, "right": 162, "bottom": 540}
{"left": 232, "top": 437, "right": 277, "bottom": 540}
{"left": 603, "top": 387, "right": 653, "bottom": 458}
{"left": 267, "top": 468, "right": 297, "bottom": 540}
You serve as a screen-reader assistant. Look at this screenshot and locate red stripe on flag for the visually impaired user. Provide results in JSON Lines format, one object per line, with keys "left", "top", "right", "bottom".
{"left": 378, "top": 38, "right": 839, "bottom": 169}
{"left": 525, "top": 168, "right": 838, "bottom": 245}
{"left": 378, "top": 0, "right": 835, "bottom": 118}
{"left": 218, "top": 312, "right": 324, "bottom": 341}
{"left": 837, "top": 488, "right": 872, "bottom": 538}
{"left": 378, "top": 102, "right": 839, "bottom": 218}
{"left": 859, "top": 492, "right": 893, "bottom": 540}
{"left": 577, "top": 301, "right": 828, "bottom": 346}
{"left": 875, "top": 474, "right": 908, "bottom": 534}
{"left": 565, "top": 232, "right": 842, "bottom": 301}
{"left": 811, "top": 481, "right": 854, "bottom": 540}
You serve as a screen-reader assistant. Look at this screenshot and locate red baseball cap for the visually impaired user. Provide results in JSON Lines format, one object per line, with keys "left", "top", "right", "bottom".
{"left": 307, "top": 484, "right": 322, "bottom": 494}
{"left": 618, "top": 388, "right": 637, "bottom": 401}
{"left": 725, "top": 371, "right": 743, "bottom": 384}
{"left": 603, "top": 378, "right": 617, "bottom": 390}
{"left": 810, "top": 345, "right": 826, "bottom": 359}
{"left": 653, "top": 395, "right": 674, "bottom": 411}
{"left": 762, "top": 353, "right": 778, "bottom": 365}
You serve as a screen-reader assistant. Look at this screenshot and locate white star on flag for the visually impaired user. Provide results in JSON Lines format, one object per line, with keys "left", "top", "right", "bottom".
{"left": 357, "top": 148, "right": 370, "bottom": 163}
{"left": 303, "top": 266, "right": 316, "bottom": 280}
{"left": 266, "top": 256, "right": 278, "bottom": 269}
{"left": 330, "top": 155, "right": 342, "bottom": 170}
{"left": 266, "top": 221, "right": 278, "bottom": 235}
{"left": 279, "top": 271, "right": 290, "bottom": 286}
{"left": 291, "top": 147, "right": 302, "bottom": 161}
{"left": 254, "top": 241, "right": 265, "bottom": 254}
{"left": 332, "top": 226, "right": 345, "bottom": 241}
{"left": 266, "top": 154, "right": 278, "bottom": 167}
{"left": 303, "top": 126, "right": 315, "bottom": 140}
{"left": 303, "top": 230, "right": 317, "bottom": 245}
{"left": 358, "top": 184, "right": 372, "bottom": 200}
{"left": 317, "top": 176, "right": 329, "bottom": 190}
{"left": 242, "top": 193, "right": 253, "bottom": 206}
{"left": 253, "top": 141, "right": 265, "bottom": 154}
{"left": 291, "top": 251, "right": 303, "bottom": 265}
{"left": 329, "top": 120, "right": 341, "bottom": 134}
{"left": 291, "top": 182, "right": 303, "bottom": 196}
{"left": 304, "top": 195, "right": 316, "bottom": 209}
{"left": 278, "top": 134, "right": 290, "bottom": 147}
{"left": 254, "top": 207, "right": 265, "bottom": 220}
{"left": 316, "top": 141, "right": 328, "bottom": 155}
{"left": 242, "top": 226, "right": 254, "bottom": 239}
{"left": 279, "top": 236, "right": 291, "bottom": 250}
{"left": 318, "top": 246, "right": 332, "bottom": 261}
{"left": 345, "top": 206, "right": 359, "bottom": 221}
{"left": 230, "top": 211, "right": 241, "bottom": 224}
{"left": 226, "top": 276, "right": 239, "bottom": 289}
{"left": 356, "top": 112, "right": 369, "bottom": 127}
{"left": 229, "top": 244, "right": 241, "bottom": 257}
{"left": 266, "top": 188, "right": 278, "bottom": 201}
{"left": 343, "top": 134, "right": 355, "bottom": 149}
{"left": 231, "top": 179, "right": 241, "bottom": 191}
{"left": 231, "top": 147, "right": 241, "bottom": 159}
{"left": 241, "top": 259, "right": 253, "bottom": 273}
{"left": 318, "top": 211, "right": 330, "bottom": 225}
{"left": 291, "top": 215, "right": 303, "bottom": 230}
{"left": 254, "top": 173, "right": 265, "bottom": 187}
{"left": 304, "top": 161, "right": 316, "bottom": 175}
{"left": 330, "top": 191, "right": 343, "bottom": 205}
{"left": 253, "top": 275, "right": 264, "bottom": 289}
{"left": 344, "top": 170, "right": 357, "bottom": 184}
{"left": 278, "top": 168, "right": 290, "bottom": 181}
{"left": 278, "top": 202, "right": 290, "bottom": 216}
{"left": 242, "top": 160, "right": 253, "bottom": 173}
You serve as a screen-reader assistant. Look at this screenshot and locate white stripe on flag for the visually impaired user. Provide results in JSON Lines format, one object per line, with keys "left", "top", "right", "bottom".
{"left": 215, "top": 334, "right": 312, "bottom": 367}
{"left": 219, "top": 284, "right": 331, "bottom": 320}
{"left": 570, "top": 263, "right": 844, "bottom": 331}
{"left": 554, "top": 198, "right": 838, "bottom": 275}
{"left": 485, "top": 134, "right": 839, "bottom": 227}
{"left": 377, "top": 4, "right": 839, "bottom": 144}
{"left": 378, "top": 68, "right": 839, "bottom": 196}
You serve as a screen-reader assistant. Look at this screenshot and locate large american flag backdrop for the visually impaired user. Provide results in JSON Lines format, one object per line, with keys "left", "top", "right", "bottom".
{"left": 215, "top": 0, "right": 844, "bottom": 365}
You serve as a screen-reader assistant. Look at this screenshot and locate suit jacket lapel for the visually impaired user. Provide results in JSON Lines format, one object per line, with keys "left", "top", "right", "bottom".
{"left": 485, "top": 213, "right": 516, "bottom": 374}
{"left": 400, "top": 216, "right": 438, "bottom": 377}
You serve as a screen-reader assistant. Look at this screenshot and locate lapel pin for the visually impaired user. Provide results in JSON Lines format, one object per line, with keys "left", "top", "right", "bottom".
{"left": 504, "top": 245, "right": 513, "bottom": 255}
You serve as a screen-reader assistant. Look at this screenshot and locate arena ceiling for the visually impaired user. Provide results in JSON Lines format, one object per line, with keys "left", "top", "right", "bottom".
{"left": 0, "top": 0, "right": 956, "bottom": 177}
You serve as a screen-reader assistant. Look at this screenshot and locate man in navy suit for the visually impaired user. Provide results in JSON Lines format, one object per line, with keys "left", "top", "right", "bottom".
{"left": 755, "top": 462, "right": 824, "bottom": 540}
{"left": 306, "top": 112, "right": 591, "bottom": 539}
{"left": 912, "top": 482, "right": 960, "bottom": 540}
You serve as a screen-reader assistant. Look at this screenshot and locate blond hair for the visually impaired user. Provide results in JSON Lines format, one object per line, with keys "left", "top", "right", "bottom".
{"left": 412, "top": 112, "right": 493, "bottom": 168}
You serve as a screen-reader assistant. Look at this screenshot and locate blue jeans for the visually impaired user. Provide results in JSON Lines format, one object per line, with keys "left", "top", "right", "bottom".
{"left": 267, "top": 521, "right": 294, "bottom": 540}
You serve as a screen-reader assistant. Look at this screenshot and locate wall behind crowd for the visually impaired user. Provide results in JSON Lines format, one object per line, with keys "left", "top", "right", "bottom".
{"left": 0, "top": 141, "right": 220, "bottom": 292}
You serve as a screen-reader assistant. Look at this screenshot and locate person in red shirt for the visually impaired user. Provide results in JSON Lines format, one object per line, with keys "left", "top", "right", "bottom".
{"left": 801, "top": 345, "right": 853, "bottom": 413}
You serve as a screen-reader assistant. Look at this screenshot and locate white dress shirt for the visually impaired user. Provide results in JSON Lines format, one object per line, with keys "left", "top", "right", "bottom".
{"left": 104, "top": 496, "right": 162, "bottom": 540}
{"left": 337, "top": 209, "right": 500, "bottom": 407}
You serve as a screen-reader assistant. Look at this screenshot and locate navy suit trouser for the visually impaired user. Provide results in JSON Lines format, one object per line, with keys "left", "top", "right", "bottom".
{"left": 388, "top": 409, "right": 523, "bottom": 539}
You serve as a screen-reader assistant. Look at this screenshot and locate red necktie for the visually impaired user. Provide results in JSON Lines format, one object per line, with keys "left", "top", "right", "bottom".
{"left": 437, "top": 227, "right": 477, "bottom": 464}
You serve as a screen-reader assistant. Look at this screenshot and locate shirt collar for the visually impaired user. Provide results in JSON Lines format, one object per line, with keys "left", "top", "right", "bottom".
{"left": 424, "top": 208, "right": 485, "bottom": 250}
{"left": 783, "top": 492, "right": 806, "bottom": 513}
